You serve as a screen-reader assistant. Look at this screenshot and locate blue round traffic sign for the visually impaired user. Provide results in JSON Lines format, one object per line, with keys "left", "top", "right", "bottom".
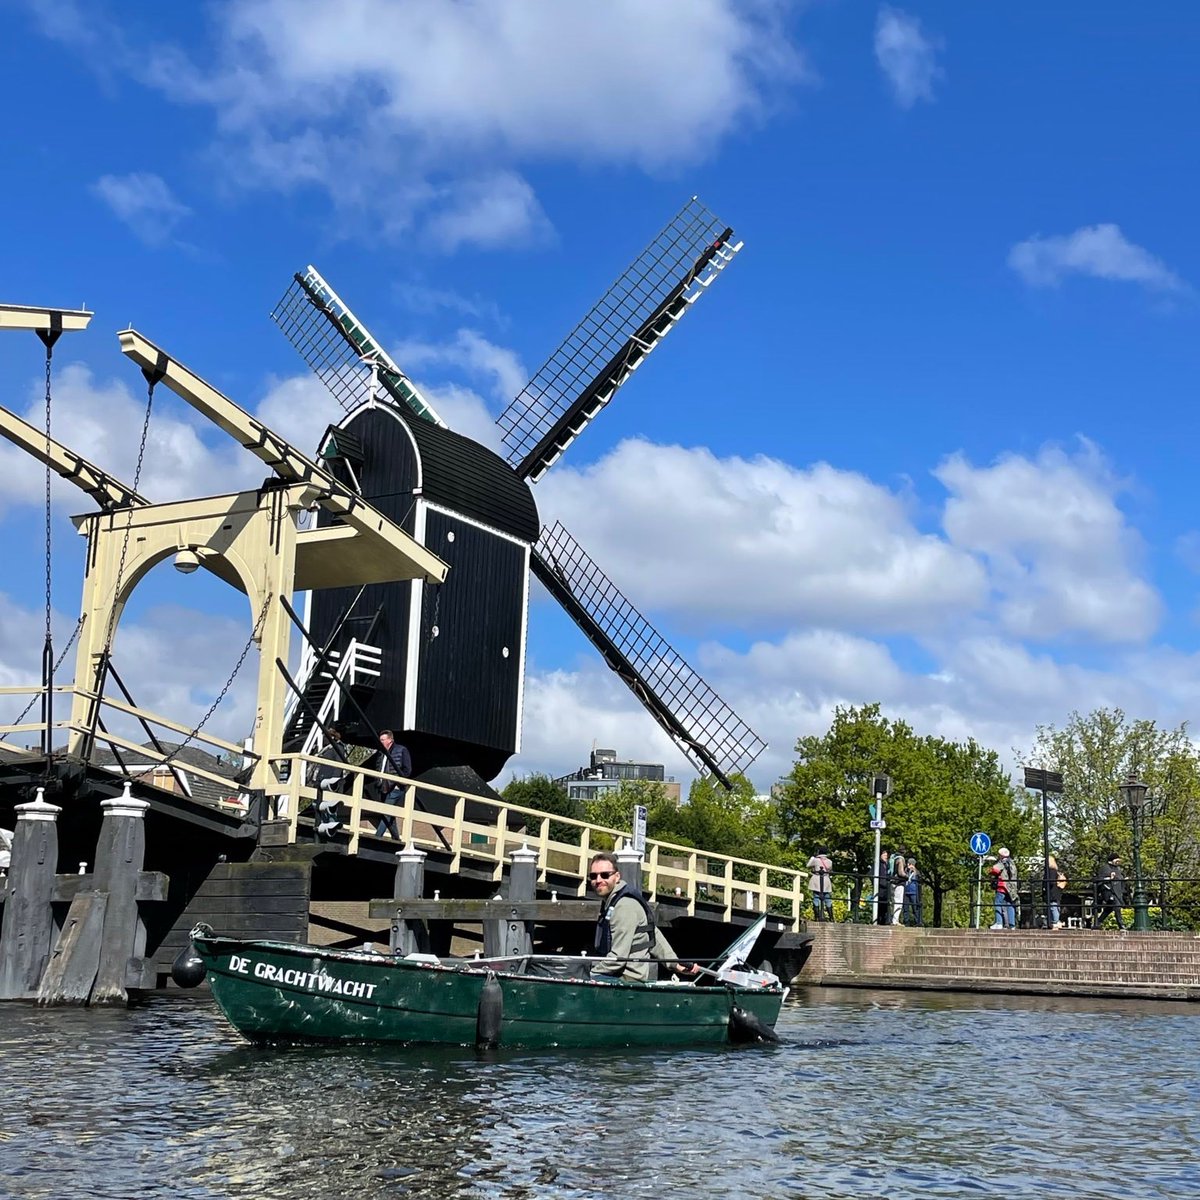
{"left": 969, "top": 831, "right": 991, "bottom": 856}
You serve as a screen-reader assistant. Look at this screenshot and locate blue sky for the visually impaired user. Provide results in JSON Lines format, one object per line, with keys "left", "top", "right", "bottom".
{"left": 1, "top": 1, "right": 1198, "bottom": 790}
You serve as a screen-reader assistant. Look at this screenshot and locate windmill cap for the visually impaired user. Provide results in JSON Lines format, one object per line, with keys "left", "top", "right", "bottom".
{"left": 997, "top": 847, "right": 1010, "bottom": 857}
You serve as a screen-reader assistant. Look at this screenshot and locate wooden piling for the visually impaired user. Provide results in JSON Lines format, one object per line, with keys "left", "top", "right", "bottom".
{"left": 0, "top": 790, "right": 62, "bottom": 1000}
{"left": 91, "top": 791, "right": 155, "bottom": 1004}
{"left": 390, "top": 845, "right": 428, "bottom": 956}
{"left": 502, "top": 844, "right": 538, "bottom": 958}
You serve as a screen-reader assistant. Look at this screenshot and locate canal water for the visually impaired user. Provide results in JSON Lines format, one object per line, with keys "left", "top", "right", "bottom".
{"left": 2, "top": 987, "right": 1197, "bottom": 1199}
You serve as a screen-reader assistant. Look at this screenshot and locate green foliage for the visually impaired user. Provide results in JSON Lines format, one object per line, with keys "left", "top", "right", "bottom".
{"left": 500, "top": 773, "right": 581, "bottom": 844}
{"left": 1027, "top": 708, "right": 1200, "bottom": 885}
{"left": 776, "top": 703, "right": 1034, "bottom": 921}
{"left": 581, "top": 779, "right": 674, "bottom": 850}
{"left": 653, "top": 773, "right": 783, "bottom": 866}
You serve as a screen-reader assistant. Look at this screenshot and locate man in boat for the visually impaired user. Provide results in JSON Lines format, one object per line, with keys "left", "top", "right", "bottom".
{"left": 588, "top": 853, "right": 698, "bottom": 983}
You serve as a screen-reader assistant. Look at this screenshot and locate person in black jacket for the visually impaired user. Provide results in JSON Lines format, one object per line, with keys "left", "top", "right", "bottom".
{"left": 1093, "top": 854, "right": 1126, "bottom": 930}
{"left": 375, "top": 729, "right": 412, "bottom": 839}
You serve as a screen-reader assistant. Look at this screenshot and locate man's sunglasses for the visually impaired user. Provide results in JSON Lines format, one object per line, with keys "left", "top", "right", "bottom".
{"left": 588, "top": 870, "right": 615, "bottom": 880}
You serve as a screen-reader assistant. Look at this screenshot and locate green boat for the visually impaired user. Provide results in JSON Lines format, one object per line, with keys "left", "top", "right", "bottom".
{"left": 179, "top": 922, "right": 786, "bottom": 1050}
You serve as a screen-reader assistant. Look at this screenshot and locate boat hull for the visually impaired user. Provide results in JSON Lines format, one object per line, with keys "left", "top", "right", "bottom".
{"left": 192, "top": 934, "right": 783, "bottom": 1049}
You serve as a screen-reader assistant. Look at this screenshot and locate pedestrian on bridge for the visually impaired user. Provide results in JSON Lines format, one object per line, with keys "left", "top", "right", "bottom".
{"left": 375, "top": 729, "right": 411, "bottom": 839}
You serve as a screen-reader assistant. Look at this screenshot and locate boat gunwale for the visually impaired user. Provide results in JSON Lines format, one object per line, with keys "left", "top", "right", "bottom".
{"left": 192, "top": 932, "right": 786, "bottom": 997}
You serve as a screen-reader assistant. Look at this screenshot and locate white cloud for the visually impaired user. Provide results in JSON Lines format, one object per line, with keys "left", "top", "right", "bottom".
{"left": 424, "top": 172, "right": 552, "bottom": 252}
{"left": 536, "top": 438, "right": 987, "bottom": 634}
{"left": 0, "top": 588, "right": 257, "bottom": 752}
{"left": 256, "top": 373, "right": 346, "bottom": 458}
{"left": 393, "top": 281, "right": 503, "bottom": 325}
{"left": 91, "top": 172, "right": 191, "bottom": 247}
{"left": 395, "top": 329, "right": 528, "bottom": 406}
{"left": 32, "top": 0, "right": 810, "bottom": 246}
{"left": 0, "top": 364, "right": 259, "bottom": 513}
{"left": 936, "top": 444, "right": 1160, "bottom": 642}
{"left": 1008, "top": 223, "right": 1185, "bottom": 291}
{"left": 874, "top": 6, "right": 941, "bottom": 109}
{"left": 0, "top": 364, "right": 346, "bottom": 518}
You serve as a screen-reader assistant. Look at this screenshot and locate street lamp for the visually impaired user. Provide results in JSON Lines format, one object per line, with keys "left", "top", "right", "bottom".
{"left": 1024, "top": 766, "right": 1063, "bottom": 930}
{"left": 1119, "top": 773, "right": 1150, "bottom": 932}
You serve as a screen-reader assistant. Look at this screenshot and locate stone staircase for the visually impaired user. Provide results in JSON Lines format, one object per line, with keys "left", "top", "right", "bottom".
{"left": 797, "top": 925, "right": 1200, "bottom": 1000}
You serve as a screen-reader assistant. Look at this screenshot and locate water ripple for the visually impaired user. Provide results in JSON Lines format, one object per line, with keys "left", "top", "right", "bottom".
{"left": 1, "top": 988, "right": 1198, "bottom": 1198}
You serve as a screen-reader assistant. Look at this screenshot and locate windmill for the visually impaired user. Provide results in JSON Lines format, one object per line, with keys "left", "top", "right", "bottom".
{"left": 271, "top": 197, "right": 765, "bottom": 796}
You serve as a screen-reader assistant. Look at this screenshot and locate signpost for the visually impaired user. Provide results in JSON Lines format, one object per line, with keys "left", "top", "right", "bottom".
{"left": 1024, "top": 767, "right": 1064, "bottom": 930}
{"left": 969, "top": 831, "right": 991, "bottom": 929}
{"left": 632, "top": 804, "right": 647, "bottom": 855}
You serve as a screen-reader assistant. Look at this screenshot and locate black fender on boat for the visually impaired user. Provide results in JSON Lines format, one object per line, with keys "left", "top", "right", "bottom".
{"left": 171, "top": 941, "right": 207, "bottom": 988}
{"left": 728, "top": 1003, "right": 779, "bottom": 1045}
{"left": 476, "top": 972, "right": 503, "bottom": 1049}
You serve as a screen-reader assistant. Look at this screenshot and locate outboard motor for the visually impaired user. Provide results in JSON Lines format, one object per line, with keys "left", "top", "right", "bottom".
{"left": 728, "top": 1004, "right": 780, "bottom": 1044}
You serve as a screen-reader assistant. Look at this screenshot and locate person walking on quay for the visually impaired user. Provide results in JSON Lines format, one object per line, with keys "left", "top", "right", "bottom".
{"left": 902, "top": 858, "right": 922, "bottom": 926}
{"left": 806, "top": 848, "right": 834, "bottom": 921}
{"left": 890, "top": 851, "right": 908, "bottom": 925}
{"left": 1045, "top": 854, "right": 1066, "bottom": 930}
{"left": 1093, "top": 854, "right": 1126, "bottom": 930}
{"left": 375, "top": 729, "right": 412, "bottom": 839}
{"left": 989, "top": 848, "right": 1017, "bottom": 930}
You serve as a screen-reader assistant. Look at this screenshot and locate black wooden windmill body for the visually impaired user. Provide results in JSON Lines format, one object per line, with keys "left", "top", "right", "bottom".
{"left": 272, "top": 197, "right": 765, "bottom": 795}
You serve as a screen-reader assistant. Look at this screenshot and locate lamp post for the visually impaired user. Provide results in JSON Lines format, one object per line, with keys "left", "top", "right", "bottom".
{"left": 871, "top": 774, "right": 891, "bottom": 925}
{"left": 1120, "top": 773, "right": 1150, "bottom": 933}
{"left": 1024, "top": 767, "right": 1063, "bottom": 929}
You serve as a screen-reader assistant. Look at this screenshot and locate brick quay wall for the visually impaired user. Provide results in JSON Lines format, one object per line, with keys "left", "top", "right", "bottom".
{"left": 793, "top": 924, "right": 1200, "bottom": 1001}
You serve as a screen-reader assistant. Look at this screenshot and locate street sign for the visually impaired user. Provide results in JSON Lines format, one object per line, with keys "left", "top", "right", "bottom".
{"left": 969, "top": 831, "right": 991, "bottom": 856}
{"left": 632, "top": 804, "right": 647, "bottom": 854}
{"left": 1023, "top": 767, "right": 1064, "bottom": 794}
{"left": 869, "top": 818, "right": 887, "bottom": 831}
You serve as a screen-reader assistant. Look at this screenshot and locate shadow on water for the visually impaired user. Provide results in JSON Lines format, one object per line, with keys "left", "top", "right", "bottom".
{"left": 3, "top": 990, "right": 1200, "bottom": 1199}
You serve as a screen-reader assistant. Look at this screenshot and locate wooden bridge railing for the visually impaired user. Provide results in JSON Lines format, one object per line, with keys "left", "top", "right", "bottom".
{"left": 0, "top": 686, "right": 253, "bottom": 808}
{"left": 268, "top": 751, "right": 808, "bottom": 932}
{"left": 0, "top": 687, "right": 807, "bottom": 931}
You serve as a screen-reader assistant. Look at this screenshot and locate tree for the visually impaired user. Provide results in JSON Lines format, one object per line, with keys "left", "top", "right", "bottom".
{"left": 777, "top": 703, "right": 1033, "bottom": 925}
{"left": 654, "top": 773, "right": 782, "bottom": 867}
{"left": 1027, "top": 708, "right": 1200, "bottom": 892}
{"left": 776, "top": 703, "right": 915, "bottom": 894}
{"left": 500, "top": 773, "right": 581, "bottom": 844}
{"left": 583, "top": 779, "right": 673, "bottom": 848}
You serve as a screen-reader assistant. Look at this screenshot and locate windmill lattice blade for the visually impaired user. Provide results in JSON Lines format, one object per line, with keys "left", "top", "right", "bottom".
{"left": 531, "top": 522, "right": 766, "bottom": 786}
{"left": 498, "top": 197, "right": 742, "bottom": 482}
{"left": 271, "top": 266, "right": 446, "bottom": 426}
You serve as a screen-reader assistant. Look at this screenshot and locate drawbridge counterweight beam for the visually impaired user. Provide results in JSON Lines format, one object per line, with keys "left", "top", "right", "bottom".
{"left": 117, "top": 330, "right": 448, "bottom": 587}
{"left": 0, "top": 404, "right": 147, "bottom": 510}
{"left": 0, "top": 304, "right": 93, "bottom": 335}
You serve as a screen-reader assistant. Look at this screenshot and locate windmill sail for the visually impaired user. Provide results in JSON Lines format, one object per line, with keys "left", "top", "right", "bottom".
{"left": 531, "top": 522, "right": 765, "bottom": 787}
{"left": 496, "top": 197, "right": 742, "bottom": 483}
{"left": 271, "top": 266, "right": 447, "bottom": 426}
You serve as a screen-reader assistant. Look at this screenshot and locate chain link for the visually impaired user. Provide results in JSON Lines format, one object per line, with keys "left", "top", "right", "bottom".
{"left": 43, "top": 347, "right": 53, "bottom": 646}
{"left": 11, "top": 615, "right": 85, "bottom": 728}
{"left": 131, "top": 593, "right": 272, "bottom": 779}
{"left": 100, "top": 378, "right": 156, "bottom": 658}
